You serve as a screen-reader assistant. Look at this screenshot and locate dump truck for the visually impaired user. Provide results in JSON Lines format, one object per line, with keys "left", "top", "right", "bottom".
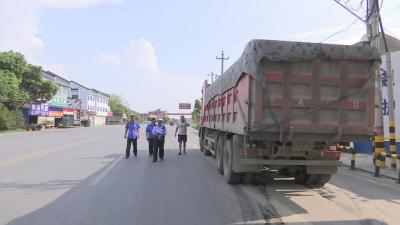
{"left": 199, "top": 39, "right": 380, "bottom": 187}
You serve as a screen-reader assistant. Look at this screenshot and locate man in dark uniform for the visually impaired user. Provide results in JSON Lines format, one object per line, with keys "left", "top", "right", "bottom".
{"left": 152, "top": 118, "right": 167, "bottom": 162}
{"left": 146, "top": 118, "right": 156, "bottom": 156}
{"left": 124, "top": 115, "right": 140, "bottom": 158}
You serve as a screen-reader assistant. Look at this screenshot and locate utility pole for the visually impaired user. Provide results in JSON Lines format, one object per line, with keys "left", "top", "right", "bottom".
{"left": 334, "top": 0, "right": 390, "bottom": 168}
{"left": 368, "top": 0, "right": 387, "bottom": 169}
{"left": 216, "top": 50, "right": 229, "bottom": 77}
{"left": 208, "top": 72, "right": 215, "bottom": 83}
{"left": 374, "top": 0, "right": 397, "bottom": 168}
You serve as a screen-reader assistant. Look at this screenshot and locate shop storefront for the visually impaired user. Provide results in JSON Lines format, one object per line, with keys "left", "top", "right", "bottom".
{"left": 63, "top": 108, "right": 76, "bottom": 127}
{"left": 28, "top": 104, "right": 49, "bottom": 125}
{"left": 49, "top": 106, "right": 64, "bottom": 127}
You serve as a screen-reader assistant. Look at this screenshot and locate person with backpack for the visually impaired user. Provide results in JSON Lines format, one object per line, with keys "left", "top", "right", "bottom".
{"left": 152, "top": 118, "right": 167, "bottom": 162}
{"left": 146, "top": 118, "right": 157, "bottom": 157}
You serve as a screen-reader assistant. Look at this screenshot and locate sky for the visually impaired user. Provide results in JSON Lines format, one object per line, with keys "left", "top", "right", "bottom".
{"left": 1, "top": 0, "right": 400, "bottom": 114}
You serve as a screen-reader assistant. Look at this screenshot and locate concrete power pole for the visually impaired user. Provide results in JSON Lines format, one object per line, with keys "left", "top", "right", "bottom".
{"left": 374, "top": 0, "right": 397, "bottom": 168}
{"left": 368, "top": 0, "right": 387, "bottom": 169}
{"left": 334, "top": 0, "right": 389, "bottom": 168}
{"left": 216, "top": 50, "right": 229, "bottom": 77}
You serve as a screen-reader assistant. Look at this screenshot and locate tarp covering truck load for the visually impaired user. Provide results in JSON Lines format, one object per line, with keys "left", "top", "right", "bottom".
{"left": 200, "top": 39, "right": 380, "bottom": 187}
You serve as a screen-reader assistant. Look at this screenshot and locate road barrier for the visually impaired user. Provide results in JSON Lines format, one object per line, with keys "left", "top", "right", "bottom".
{"left": 337, "top": 145, "right": 356, "bottom": 170}
{"left": 374, "top": 152, "right": 400, "bottom": 184}
{"left": 339, "top": 145, "right": 400, "bottom": 184}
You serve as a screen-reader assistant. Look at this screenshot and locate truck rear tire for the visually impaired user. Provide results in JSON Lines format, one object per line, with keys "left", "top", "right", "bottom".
{"left": 295, "top": 171, "right": 332, "bottom": 188}
{"left": 223, "top": 137, "right": 242, "bottom": 184}
{"left": 204, "top": 149, "right": 212, "bottom": 156}
{"left": 242, "top": 172, "right": 255, "bottom": 184}
{"left": 216, "top": 135, "right": 225, "bottom": 175}
{"left": 314, "top": 174, "right": 332, "bottom": 187}
{"left": 199, "top": 129, "right": 204, "bottom": 152}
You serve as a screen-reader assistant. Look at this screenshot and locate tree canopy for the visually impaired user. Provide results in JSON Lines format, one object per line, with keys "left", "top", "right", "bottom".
{"left": 108, "top": 94, "right": 141, "bottom": 121}
{"left": 0, "top": 51, "right": 58, "bottom": 130}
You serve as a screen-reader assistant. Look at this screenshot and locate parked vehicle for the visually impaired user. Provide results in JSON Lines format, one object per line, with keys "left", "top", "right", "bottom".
{"left": 199, "top": 39, "right": 380, "bottom": 187}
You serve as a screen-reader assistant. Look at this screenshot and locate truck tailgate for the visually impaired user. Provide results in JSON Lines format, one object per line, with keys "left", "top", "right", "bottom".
{"left": 251, "top": 59, "right": 376, "bottom": 141}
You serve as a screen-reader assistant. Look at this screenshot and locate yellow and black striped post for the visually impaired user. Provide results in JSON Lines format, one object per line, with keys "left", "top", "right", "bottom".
{"left": 374, "top": 153, "right": 381, "bottom": 177}
{"left": 379, "top": 152, "right": 400, "bottom": 183}
{"left": 389, "top": 120, "right": 397, "bottom": 168}
{"left": 374, "top": 135, "right": 386, "bottom": 168}
{"left": 372, "top": 139, "right": 376, "bottom": 164}
{"left": 350, "top": 149, "right": 356, "bottom": 170}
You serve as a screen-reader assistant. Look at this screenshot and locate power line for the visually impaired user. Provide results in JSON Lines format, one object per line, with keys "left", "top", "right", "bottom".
{"left": 294, "top": 10, "right": 352, "bottom": 40}
{"left": 288, "top": 3, "right": 337, "bottom": 39}
{"left": 223, "top": 0, "right": 280, "bottom": 50}
{"left": 319, "top": 19, "right": 359, "bottom": 42}
{"left": 253, "top": 0, "right": 300, "bottom": 38}
{"left": 384, "top": 28, "right": 400, "bottom": 40}
{"left": 384, "top": 1, "right": 400, "bottom": 17}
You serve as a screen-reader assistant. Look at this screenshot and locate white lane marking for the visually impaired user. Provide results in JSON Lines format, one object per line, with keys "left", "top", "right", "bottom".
{"left": 89, "top": 155, "right": 123, "bottom": 186}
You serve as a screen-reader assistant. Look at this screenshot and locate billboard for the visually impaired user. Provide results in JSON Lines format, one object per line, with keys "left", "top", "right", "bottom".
{"left": 179, "top": 103, "right": 191, "bottom": 110}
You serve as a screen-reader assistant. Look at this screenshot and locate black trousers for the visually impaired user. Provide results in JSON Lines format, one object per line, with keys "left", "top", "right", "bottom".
{"left": 126, "top": 138, "right": 137, "bottom": 158}
{"left": 148, "top": 138, "right": 155, "bottom": 155}
{"left": 153, "top": 139, "right": 164, "bottom": 161}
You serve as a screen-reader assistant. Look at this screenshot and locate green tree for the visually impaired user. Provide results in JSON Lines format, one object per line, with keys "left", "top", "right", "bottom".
{"left": 0, "top": 51, "right": 58, "bottom": 130}
{"left": 191, "top": 99, "right": 202, "bottom": 129}
{"left": 108, "top": 94, "right": 142, "bottom": 122}
{"left": 108, "top": 94, "right": 130, "bottom": 115}
{"left": 0, "top": 51, "right": 58, "bottom": 104}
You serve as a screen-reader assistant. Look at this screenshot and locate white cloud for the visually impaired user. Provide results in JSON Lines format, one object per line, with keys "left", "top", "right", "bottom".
{"left": 124, "top": 38, "right": 160, "bottom": 78}
{"left": 0, "top": 0, "right": 123, "bottom": 66}
{"left": 0, "top": 0, "right": 43, "bottom": 62}
{"left": 97, "top": 53, "right": 121, "bottom": 66}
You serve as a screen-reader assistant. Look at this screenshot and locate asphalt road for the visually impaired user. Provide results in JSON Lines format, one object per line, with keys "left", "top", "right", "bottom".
{"left": 0, "top": 125, "right": 400, "bottom": 225}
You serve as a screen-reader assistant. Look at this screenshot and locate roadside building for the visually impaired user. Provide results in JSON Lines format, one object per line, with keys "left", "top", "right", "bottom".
{"left": 69, "top": 81, "right": 110, "bottom": 126}
{"left": 91, "top": 89, "right": 110, "bottom": 126}
{"left": 41, "top": 71, "right": 70, "bottom": 127}
{"left": 70, "top": 81, "right": 91, "bottom": 124}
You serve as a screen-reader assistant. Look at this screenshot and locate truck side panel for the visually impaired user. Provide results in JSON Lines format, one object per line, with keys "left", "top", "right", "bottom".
{"left": 202, "top": 74, "right": 250, "bottom": 135}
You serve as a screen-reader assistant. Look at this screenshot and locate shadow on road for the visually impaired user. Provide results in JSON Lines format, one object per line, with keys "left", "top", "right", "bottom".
{"left": 4, "top": 149, "right": 393, "bottom": 225}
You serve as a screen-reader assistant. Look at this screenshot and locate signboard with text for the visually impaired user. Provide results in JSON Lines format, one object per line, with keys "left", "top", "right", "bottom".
{"left": 29, "top": 104, "right": 49, "bottom": 116}
{"left": 49, "top": 111, "right": 64, "bottom": 117}
{"left": 50, "top": 96, "right": 67, "bottom": 106}
{"left": 179, "top": 103, "right": 191, "bottom": 110}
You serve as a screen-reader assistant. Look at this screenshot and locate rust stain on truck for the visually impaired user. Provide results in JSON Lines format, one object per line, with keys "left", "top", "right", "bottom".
{"left": 200, "top": 39, "right": 380, "bottom": 186}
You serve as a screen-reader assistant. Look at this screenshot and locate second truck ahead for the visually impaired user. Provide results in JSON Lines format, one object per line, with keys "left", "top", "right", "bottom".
{"left": 200, "top": 39, "right": 380, "bottom": 187}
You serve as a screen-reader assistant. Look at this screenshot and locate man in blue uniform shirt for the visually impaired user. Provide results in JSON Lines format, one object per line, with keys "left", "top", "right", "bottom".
{"left": 146, "top": 118, "right": 156, "bottom": 156}
{"left": 152, "top": 118, "right": 167, "bottom": 162}
{"left": 124, "top": 115, "right": 140, "bottom": 158}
